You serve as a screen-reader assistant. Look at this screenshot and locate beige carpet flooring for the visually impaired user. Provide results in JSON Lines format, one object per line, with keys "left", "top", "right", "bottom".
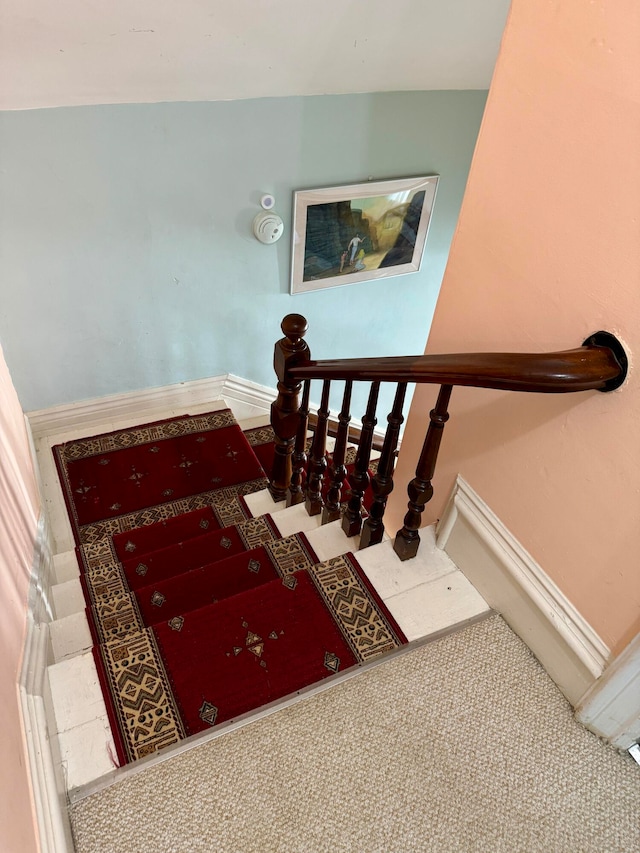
{"left": 69, "top": 615, "right": 640, "bottom": 853}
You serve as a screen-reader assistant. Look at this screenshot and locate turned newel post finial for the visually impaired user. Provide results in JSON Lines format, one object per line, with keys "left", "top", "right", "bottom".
{"left": 281, "top": 313, "right": 309, "bottom": 344}
{"left": 269, "top": 315, "right": 311, "bottom": 502}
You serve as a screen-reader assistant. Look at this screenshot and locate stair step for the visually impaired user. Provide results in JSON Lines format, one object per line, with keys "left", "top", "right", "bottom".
{"left": 93, "top": 553, "right": 408, "bottom": 765}
{"left": 53, "top": 549, "right": 83, "bottom": 584}
{"left": 88, "top": 532, "right": 319, "bottom": 646}
{"left": 244, "top": 488, "right": 284, "bottom": 518}
{"left": 268, "top": 501, "right": 324, "bottom": 536}
{"left": 43, "top": 404, "right": 490, "bottom": 793}
{"left": 110, "top": 505, "right": 225, "bottom": 562}
{"left": 51, "top": 577, "right": 86, "bottom": 619}
{"left": 46, "top": 652, "right": 118, "bottom": 789}
{"left": 49, "top": 611, "right": 93, "bottom": 662}
{"left": 46, "top": 525, "right": 490, "bottom": 790}
{"left": 53, "top": 409, "right": 266, "bottom": 533}
{"left": 303, "top": 515, "right": 361, "bottom": 561}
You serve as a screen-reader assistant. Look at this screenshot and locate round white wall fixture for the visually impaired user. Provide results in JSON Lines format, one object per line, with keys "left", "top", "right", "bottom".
{"left": 260, "top": 194, "right": 276, "bottom": 210}
{"left": 253, "top": 211, "right": 284, "bottom": 244}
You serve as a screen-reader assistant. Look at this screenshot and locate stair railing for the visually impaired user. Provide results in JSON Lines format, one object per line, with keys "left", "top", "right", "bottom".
{"left": 269, "top": 315, "right": 627, "bottom": 561}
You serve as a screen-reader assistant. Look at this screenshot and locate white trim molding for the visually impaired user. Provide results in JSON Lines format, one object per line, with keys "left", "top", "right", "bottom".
{"left": 436, "top": 476, "right": 610, "bottom": 706}
{"left": 19, "top": 513, "right": 74, "bottom": 853}
{"left": 575, "top": 632, "right": 640, "bottom": 751}
{"left": 26, "top": 373, "right": 388, "bottom": 444}
{"left": 26, "top": 375, "right": 230, "bottom": 438}
{"left": 222, "top": 374, "right": 277, "bottom": 412}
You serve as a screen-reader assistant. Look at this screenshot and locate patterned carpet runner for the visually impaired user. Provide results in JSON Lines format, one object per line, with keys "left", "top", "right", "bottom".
{"left": 111, "top": 506, "right": 223, "bottom": 562}
{"left": 96, "top": 553, "right": 406, "bottom": 763}
{"left": 54, "top": 410, "right": 404, "bottom": 767}
{"left": 82, "top": 518, "right": 315, "bottom": 644}
{"left": 54, "top": 411, "right": 267, "bottom": 557}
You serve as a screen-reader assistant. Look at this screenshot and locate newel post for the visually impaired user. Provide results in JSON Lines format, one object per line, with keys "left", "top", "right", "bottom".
{"left": 268, "top": 314, "right": 311, "bottom": 502}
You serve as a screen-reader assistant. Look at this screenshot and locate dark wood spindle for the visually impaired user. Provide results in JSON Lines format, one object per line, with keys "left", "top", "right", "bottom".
{"left": 286, "top": 380, "right": 310, "bottom": 507}
{"left": 305, "top": 380, "right": 331, "bottom": 516}
{"left": 268, "top": 315, "right": 311, "bottom": 502}
{"left": 360, "top": 382, "right": 407, "bottom": 549}
{"left": 341, "top": 381, "right": 380, "bottom": 537}
{"left": 322, "top": 381, "right": 353, "bottom": 524}
{"left": 393, "top": 384, "right": 452, "bottom": 561}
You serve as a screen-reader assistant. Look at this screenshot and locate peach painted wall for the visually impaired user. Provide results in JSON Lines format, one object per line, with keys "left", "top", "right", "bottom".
{"left": 0, "top": 341, "right": 40, "bottom": 852}
{"left": 389, "top": 0, "right": 640, "bottom": 655}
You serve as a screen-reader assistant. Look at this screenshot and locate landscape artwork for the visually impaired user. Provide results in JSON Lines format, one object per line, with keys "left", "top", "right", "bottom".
{"left": 290, "top": 176, "right": 439, "bottom": 294}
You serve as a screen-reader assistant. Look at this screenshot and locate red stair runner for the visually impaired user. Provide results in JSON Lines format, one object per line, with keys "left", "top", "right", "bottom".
{"left": 84, "top": 526, "right": 319, "bottom": 645}
{"left": 53, "top": 410, "right": 267, "bottom": 556}
{"left": 53, "top": 411, "right": 403, "bottom": 768}
{"left": 111, "top": 506, "right": 222, "bottom": 562}
{"left": 93, "top": 553, "right": 406, "bottom": 764}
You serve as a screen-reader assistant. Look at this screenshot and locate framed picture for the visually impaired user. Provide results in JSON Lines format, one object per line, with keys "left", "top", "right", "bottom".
{"left": 290, "top": 175, "right": 439, "bottom": 295}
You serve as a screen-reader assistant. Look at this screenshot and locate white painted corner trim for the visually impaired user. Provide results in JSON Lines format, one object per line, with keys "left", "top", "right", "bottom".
{"left": 436, "top": 476, "right": 610, "bottom": 707}
{"left": 575, "top": 632, "right": 640, "bottom": 751}
{"left": 20, "top": 513, "right": 74, "bottom": 853}
{"left": 222, "top": 374, "right": 277, "bottom": 412}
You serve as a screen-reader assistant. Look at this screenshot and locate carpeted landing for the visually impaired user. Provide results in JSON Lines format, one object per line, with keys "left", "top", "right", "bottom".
{"left": 53, "top": 410, "right": 402, "bottom": 766}
{"left": 69, "top": 615, "right": 640, "bottom": 853}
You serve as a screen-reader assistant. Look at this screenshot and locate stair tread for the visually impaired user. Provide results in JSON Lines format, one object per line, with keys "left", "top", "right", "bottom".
{"left": 87, "top": 532, "right": 320, "bottom": 645}
{"left": 54, "top": 410, "right": 266, "bottom": 534}
{"left": 110, "top": 505, "right": 224, "bottom": 562}
{"left": 92, "top": 552, "right": 407, "bottom": 764}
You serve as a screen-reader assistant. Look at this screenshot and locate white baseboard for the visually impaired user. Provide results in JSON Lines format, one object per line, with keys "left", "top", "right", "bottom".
{"left": 26, "top": 375, "right": 229, "bottom": 439}
{"left": 575, "top": 632, "right": 640, "bottom": 750}
{"left": 436, "top": 476, "right": 609, "bottom": 706}
{"left": 20, "top": 514, "right": 74, "bottom": 852}
{"left": 26, "top": 372, "right": 388, "bottom": 444}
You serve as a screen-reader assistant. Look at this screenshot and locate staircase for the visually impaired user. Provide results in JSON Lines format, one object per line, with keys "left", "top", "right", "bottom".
{"left": 35, "top": 315, "right": 627, "bottom": 813}
{"left": 40, "top": 400, "right": 489, "bottom": 799}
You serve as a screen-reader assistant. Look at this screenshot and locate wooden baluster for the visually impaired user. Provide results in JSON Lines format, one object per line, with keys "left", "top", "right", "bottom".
{"left": 322, "top": 381, "right": 353, "bottom": 524}
{"left": 341, "top": 381, "right": 380, "bottom": 537}
{"left": 393, "top": 384, "right": 452, "bottom": 561}
{"left": 360, "top": 382, "right": 407, "bottom": 549}
{"left": 305, "top": 380, "right": 331, "bottom": 516}
{"left": 286, "top": 380, "right": 310, "bottom": 507}
{"left": 269, "top": 315, "right": 311, "bottom": 502}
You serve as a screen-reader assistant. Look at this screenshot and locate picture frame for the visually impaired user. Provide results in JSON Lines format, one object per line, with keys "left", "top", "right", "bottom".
{"left": 290, "top": 175, "right": 439, "bottom": 295}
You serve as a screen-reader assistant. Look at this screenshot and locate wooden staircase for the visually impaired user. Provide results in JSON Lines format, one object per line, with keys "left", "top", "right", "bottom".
{"left": 41, "top": 402, "right": 489, "bottom": 797}
{"left": 37, "top": 315, "right": 627, "bottom": 802}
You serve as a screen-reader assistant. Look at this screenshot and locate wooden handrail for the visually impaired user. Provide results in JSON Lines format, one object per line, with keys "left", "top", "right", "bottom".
{"left": 269, "top": 317, "right": 627, "bottom": 562}
{"left": 288, "top": 342, "right": 625, "bottom": 394}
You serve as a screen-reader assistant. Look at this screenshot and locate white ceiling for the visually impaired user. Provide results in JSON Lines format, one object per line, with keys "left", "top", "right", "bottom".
{"left": 0, "top": 1, "right": 511, "bottom": 111}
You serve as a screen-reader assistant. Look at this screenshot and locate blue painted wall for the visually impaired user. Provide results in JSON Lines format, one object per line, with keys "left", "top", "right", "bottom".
{"left": 0, "top": 91, "right": 486, "bottom": 414}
